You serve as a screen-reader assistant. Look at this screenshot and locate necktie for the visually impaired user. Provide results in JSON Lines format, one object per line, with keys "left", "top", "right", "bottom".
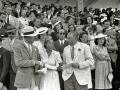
{"left": 28, "top": 44, "right": 32, "bottom": 57}
{"left": 61, "top": 41, "right": 64, "bottom": 47}
{"left": 7, "top": 15, "right": 9, "bottom": 24}
{"left": 71, "top": 46, "right": 74, "bottom": 60}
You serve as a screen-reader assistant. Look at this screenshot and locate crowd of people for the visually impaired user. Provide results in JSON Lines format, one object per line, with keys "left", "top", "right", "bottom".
{"left": 0, "top": 0, "right": 120, "bottom": 90}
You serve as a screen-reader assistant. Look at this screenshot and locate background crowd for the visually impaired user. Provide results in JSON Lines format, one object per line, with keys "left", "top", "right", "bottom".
{"left": 0, "top": 0, "right": 120, "bottom": 90}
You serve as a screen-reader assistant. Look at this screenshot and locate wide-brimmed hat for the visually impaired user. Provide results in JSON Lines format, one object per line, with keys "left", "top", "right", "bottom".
{"left": 21, "top": 26, "right": 36, "bottom": 37}
{"left": 35, "top": 27, "right": 48, "bottom": 35}
{"left": 114, "top": 17, "right": 120, "bottom": 20}
{"left": 95, "top": 33, "right": 107, "bottom": 39}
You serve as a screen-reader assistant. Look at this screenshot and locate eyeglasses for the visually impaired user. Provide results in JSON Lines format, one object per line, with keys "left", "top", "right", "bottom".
{"left": 7, "top": 32, "right": 15, "bottom": 35}
{"left": 59, "top": 33, "right": 65, "bottom": 35}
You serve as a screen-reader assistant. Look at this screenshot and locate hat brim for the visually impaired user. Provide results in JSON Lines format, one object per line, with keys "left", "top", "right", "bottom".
{"left": 95, "top": 35, "right": 107, "bottom": 39}
{"left": 6, "top": 29, "right": 16, "bottom": 32}
{"left": 54, "top": 21, "right": 61, "bottom": 26}
{"left": 35, "top": 27, "right": 48, "bottom": 35}
{"left": 21, "top": 33, "right": 37, "bottom": 37}
{"left": 114, "top": 18, "right": 120, "bottom": 20}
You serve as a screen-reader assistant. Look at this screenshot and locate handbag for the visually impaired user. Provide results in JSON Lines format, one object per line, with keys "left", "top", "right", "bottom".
{"left": 107, "top": 72, "right": 113, "bottom": 83}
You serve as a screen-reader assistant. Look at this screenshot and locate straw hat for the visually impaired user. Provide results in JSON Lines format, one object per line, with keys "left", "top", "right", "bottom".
{"left": 95, "top": 33, "right": 107, "bottom": 39}
{"left": 21, "top": 26, "right": 36, "bottom": 37}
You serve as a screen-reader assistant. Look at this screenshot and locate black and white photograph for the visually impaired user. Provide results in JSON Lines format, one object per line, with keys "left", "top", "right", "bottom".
{"left": 0, "top": 0, "right": 120, "bottom": 90}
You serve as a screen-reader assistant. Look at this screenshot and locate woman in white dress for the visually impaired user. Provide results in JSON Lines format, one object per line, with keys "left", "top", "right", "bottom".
{"left": 39, "top": 36, "right": 62, "bottom": 90}
{"left": 18, "top": 9, "right": 29, "bottom": 28}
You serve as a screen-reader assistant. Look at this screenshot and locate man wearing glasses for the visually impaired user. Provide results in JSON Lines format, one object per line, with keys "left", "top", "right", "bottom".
{"left": 2, "top": 24, "right": 21, "bottom": 90}
{"left": 54, "top": 29, "right": 68, "bottom": 90}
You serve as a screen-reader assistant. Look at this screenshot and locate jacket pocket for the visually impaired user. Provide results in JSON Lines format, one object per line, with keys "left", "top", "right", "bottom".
{"left": 14, "top": 71, "right": 32, "bottom": 88}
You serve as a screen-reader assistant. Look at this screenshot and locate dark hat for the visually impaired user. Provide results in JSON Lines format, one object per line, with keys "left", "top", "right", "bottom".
{"left": 30, "top": 3, "right": 36, "bottom": 6}
{"left": 5, "top": 24, "right": 16, "bottom": 33}
{"left": 0, "top": 28, "right": 7, "bottom": 41}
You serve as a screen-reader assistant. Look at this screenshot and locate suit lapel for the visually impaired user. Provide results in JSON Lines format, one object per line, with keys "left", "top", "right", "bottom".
{"left": 21, "top": 42, "right": 32, "bottom": 60}
{"left": 67, "top": 45, "right": 72, "bottom": 60}
{"left": 31, "top": 45, "right": 37, "bottom": 59}
{"left": 6, "top": 38, "right": 12, "bottom": 50}
{"left": 73, "top": 42, "right": 81, "bottom": 61}
{"left": 56, "top": 40, "right": 63, "bottom": 50}
{"left": 64, "top": 40, "right": 68, "bottom": 47}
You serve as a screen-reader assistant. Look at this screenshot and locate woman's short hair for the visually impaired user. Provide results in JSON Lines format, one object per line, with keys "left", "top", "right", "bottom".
{"left": 44, "top": 35, "right": 53, "bottom": 48}
{"left": 19, "top": 9, "right": 27, "bottom": 17}
{"left": 27, "top": 10, "right": 38, "bottom": 18}
{"left": 65, "top": 16, "right": 73, "bottom": 23}
{"left": 94, "top": 37, "right": 106, "bottom": 46}
{"left": 82, "top": 24, "right": 90, "bottom": 31}
{"left": 79, "top": 31, "right": 88, "bottom": 40}
{"left": 84, "top": 16, "right": 93, "bottom": 24}
{"left": 68, "top": 24, "right": 75, "bottom": 32}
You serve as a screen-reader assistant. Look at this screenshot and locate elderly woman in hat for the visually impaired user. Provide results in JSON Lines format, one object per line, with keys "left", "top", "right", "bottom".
{"left": 93, "top": 33, "right": 113, "bottom": 90}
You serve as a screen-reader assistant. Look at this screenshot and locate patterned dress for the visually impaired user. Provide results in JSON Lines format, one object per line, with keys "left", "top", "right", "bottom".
{"left": 93, "top": 45, "right": 112, "bottom": 89}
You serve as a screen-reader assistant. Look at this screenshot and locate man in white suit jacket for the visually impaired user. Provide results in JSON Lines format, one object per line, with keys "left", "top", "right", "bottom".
{"left": 62, "top": 32, "right": 94, "bottom": 90}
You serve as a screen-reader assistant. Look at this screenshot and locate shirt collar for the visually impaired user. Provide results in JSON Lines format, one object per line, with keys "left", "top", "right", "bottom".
{"left": 71, "top": 41, "right": 78, "bottom": 49}
{"left": 8, "top": 38, "right": 15, "bottom": 45}
{"left": 24, "top": 41, "right": 32, "bottom": 49}
{"left": 59, "top": 39, "right": 65, "bottom": 45}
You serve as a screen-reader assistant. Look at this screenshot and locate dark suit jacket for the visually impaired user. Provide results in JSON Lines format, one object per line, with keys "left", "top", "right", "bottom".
{"left": 54, "top": 40, "right": 69, "bottom": 54}
{"left": 2, "top": 38, "right": 22, "bottom": 73}
{"left": 13, "top": 41, "right": 41, "bottom": 88}
{"left": 0, "top": 47, "right": 11, "bottom": 83}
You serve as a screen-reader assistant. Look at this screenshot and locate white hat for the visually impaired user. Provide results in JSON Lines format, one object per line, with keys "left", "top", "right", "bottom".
{"left": 111, "top": 8, "right": 115, "bottom": 12}
{"left": 100, "top": 17, "right": 107, "bottom": 22}
{"left": 35, "top": 27, "right": 48, "bottom": 35}
{"left": 21, "top": 26, "right": 36, "bottom": 37}
{"left": 114, "top": 17, "right": 120, "bottom": 20}
{"left": 95, "top": 33, "right": 107, "bottom": 39}
{"left": 54, "top": 21, "right": 61, "bottom": 26}
{"left": 100, "top": 13, "right": 107, "bottom": 17}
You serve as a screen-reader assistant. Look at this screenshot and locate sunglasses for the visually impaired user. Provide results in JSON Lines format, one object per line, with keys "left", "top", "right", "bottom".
{"left": 59, "top": 33, "right": 65, "bottom": 35}
{"left": 7, "top": 32, "right": 15, "bottom": 35}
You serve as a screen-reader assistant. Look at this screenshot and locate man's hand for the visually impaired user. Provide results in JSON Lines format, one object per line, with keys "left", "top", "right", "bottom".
{"left": 35, "top": 61, "right": 45, "bottom": 67}
{"left": 71, "top": 63, "right": 79, "bottom": 68}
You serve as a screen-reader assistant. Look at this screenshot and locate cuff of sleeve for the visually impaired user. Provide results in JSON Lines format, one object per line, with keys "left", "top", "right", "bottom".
{"left": 38, "top": 61, "right": 43, "bottom": 66}
{"left": 32, "top": 61, "right": 35, "bottom": 66}
{"left": 79, "top": 62, "right": 83, "bottom": 69}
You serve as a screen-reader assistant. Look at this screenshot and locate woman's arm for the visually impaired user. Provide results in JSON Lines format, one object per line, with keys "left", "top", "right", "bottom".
{"left": 93, "top": 47, "right": 111, "bottom": 61}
